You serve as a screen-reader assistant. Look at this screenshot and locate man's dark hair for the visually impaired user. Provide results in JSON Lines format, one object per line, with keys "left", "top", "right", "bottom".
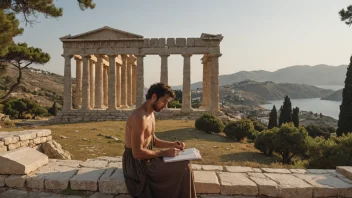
{"left": 145, "top": 82, "right": 175, "bottom": 100}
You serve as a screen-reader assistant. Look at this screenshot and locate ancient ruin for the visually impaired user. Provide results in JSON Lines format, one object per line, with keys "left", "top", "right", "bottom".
{"left": 52, "top": 26, "right": 224, "bottom": 123}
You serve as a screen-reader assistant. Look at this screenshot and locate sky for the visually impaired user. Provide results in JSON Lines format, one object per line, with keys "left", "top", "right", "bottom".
{"left": 14, "top": 0, "right": 352, "bottom": 87}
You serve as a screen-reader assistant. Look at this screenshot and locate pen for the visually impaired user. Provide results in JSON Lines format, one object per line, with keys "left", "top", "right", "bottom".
{"left": 173, "top": 134, "right": 183, "bottom": 151}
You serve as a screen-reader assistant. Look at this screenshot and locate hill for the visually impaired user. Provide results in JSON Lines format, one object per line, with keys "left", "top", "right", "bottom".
{"left": 321, "top": 89, "right": 343, "bottom": 101}
{"left": 173, "top": 64, "right": 348, "bottom": 90}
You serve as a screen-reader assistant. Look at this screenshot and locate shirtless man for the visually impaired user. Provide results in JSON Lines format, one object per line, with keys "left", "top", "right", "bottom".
{"left": 123, "top": 82, "right": 196, "bottom": 198}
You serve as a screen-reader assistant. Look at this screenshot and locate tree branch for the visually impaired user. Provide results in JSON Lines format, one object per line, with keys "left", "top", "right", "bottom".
{"left": 0, "top": 64, "right": 22, "bottom": 103}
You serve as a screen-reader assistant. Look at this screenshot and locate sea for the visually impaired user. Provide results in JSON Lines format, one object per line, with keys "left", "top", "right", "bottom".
{"left": 260, "top": 85, "right": 343, "bottom": 120}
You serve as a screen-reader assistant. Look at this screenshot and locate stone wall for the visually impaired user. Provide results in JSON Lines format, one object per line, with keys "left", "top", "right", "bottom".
{"left": 50, "top": 109, "right": 226, "bottom": 123}
{"left": 0, "top": 129, "right": 52, "bottom": 152}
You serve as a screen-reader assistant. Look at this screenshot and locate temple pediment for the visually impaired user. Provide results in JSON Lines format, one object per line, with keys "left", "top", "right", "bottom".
{"left": 62, "top": 26, "right": 143, "bottom": 40}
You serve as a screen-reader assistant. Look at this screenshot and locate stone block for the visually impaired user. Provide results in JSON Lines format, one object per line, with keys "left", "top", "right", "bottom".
{"left": 97, "top": 156, "right": 122, "bottom": 162}
{"left": 306, "top": 169, "right": 328, "bottom": 174}
{"left": 290, "top": 169, "right": 307, "bottom": 174}
{"left": 0, "top": 175, "right": 9, "bottom": 186}
{"left": 1, "top": 136, "right": 19, "bottom": 145}
{"left": 167, "top": 38, "right": 175, "bottom": 47}
{"left": 187, "top": 38, "right": 195, "bottom": 46}
{"left": 0, "top": 189, "right": 28, "bottom": 197}
{"left": 176, "top": 38, "right": 186, "bottom": 47}
{"left": 261, "top": 168, "right": 291, "bottom": 174}
{"left": 0, "top": 147, "right": 48, "bottom": 174}
{"left": 264, "top": 173, "right": 313, "bottom": 198}
{"left": 108, "top": 162, "right": 122, "bottom": 168}
{"left": 5, "top": 175, "right": 26, "bottom": 188}
{"left": 217, "top": 172, "right": 258, "bottom": 196}
{"left": 16, "top": 131, "right": 37, "bottom": 141}
{"left": 89, "top": 192, "right": 115, "bottom": 198}
{"left": 202, "top": 165, "right": 223, "bottom": 171}
{"left": 143, "top": 39, "right": 150, "bottom": 47}
{"left": 44, "top": 166, "right": 78, "bottom": 190}
{"left": 28, "top": 192, "right": 61, "bottom": 198}
{"left": 56, "top": 160, "right": 83, "bottom": 168}
{"left": 80, "top": 159, "right": 108, "bottom": 168}
{"left": 26, "top": 173, "right": 45, "bottom": 190}
{"left": 295, "top": 173, "right": 352, "bottom": 197}
{"left": 7, "top": 142, "right": 20, "bottom": 150}
{"left": 337, "top": 166, "right": 352, "bottom": 181}
{"left": 18, "top": 140, "right": 29, "bottom": 147}
{"left": 33, "top": 137, "right": 41, "bottom": 144}
{"left": 36, "top": 129, "right": 51, "bottom": 137}
{"left": 70, "top": 168, "right": 106, "bottom": 191}
{"left": 225, "top": 166, "right": 254, "bottom": 173}
{"left": 194, "top": 171, "right": 220, "bottom": 193}
{"left": 194, "top": 38, "right": 205, "bottom": 46}
{"left": 247, "top": 173, "right": 279, "bottom": 197}
{"left": 99, "top": 168, "right": 128, "bottom": 194}
{"left": 252, "top": 168, "right": 262, "bottom": 173}
{"left": 150, "top": 38, "right": 159, "bottom": 47}
{"left": 192, "top": 164, "right": 202, "bottom": 170}
{"left": 158, "top": 38, "right": 166, "bottom": 47}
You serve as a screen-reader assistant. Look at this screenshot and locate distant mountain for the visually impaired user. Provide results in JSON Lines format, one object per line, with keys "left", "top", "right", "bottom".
{"left": 172, "top": 64, "right": 348, "bottom": 90}
{"left": 321, "top": 89, "right": 343, "bottom": 101}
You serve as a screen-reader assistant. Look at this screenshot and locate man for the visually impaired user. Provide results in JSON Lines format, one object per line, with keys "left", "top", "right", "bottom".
{"left": 123, "top": 82, "right": 197, "bottom": 198}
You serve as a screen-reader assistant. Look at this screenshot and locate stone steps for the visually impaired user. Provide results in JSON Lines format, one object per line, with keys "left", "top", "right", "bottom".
{"left": 1, "top": 156, "right": 352, "bottom": 197}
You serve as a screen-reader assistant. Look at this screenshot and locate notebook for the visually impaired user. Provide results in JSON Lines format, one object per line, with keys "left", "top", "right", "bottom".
{"left": 163, "top": 148, "right": 202, "bottom": 163}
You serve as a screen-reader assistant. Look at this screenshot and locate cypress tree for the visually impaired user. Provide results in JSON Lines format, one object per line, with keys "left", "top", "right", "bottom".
{"left": 292, "top": 107, "right": 300, "bottom": 127}
{"left": 337, "top": 55, "right": 352, "bottom": 136}
{"left": 268, "top": 105, "right": 278, "bottom": 129}
{"left": 279, "top": 95, "right": 292, "bottom": 127}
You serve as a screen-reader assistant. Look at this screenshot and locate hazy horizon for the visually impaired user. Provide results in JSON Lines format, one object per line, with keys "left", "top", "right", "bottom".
{"left": 13, "top": 0, "right": 352, "bottom": 87}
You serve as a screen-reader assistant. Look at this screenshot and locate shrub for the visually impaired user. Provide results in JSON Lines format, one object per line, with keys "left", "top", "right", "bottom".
{"left": 305, "top": 124, "right": 333, "bottom": 139}
{"left": 168, "top": 100, "right": 182, "bottom": 108}
{"left": 249, "top": 118, "right": 267, "bottom": 132}
{"left": 195, "top": 114, "right": 224, "bottom": 133}
{"left": 254, "top": 128, "right": 278, "bottom": 155}
{"left": 224, "top": 119, "right": 255, "bottom": 141}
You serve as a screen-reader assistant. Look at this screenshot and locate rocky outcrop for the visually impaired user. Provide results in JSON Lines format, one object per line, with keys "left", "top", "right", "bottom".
{"left": 42, "top": 140, "right": 72, "bottom": 160}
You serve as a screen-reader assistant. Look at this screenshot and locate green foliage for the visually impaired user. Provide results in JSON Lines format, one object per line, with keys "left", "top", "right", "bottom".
{"left": 255, "top": 128, "right": 278, "bottom": 155}
{"left": 195, "top": 114, "right": 224, "bottom": 133}
{"left": 3, "top": 97, "right": 48, "bottom": 118}
{"left": 168, "top": 100, "right": 181, "bottom": 108}
{"left": 339, "top": 5, "right": 352, "bottom": 26}
{"left": 173, "top": 90, "right": 182, "bottom": 103}
{"left": 337, "top": 56, "right": 352, "bottom": 136}
{"left": 292, "top": 107, "right": 300, "bottom": 127}
{"left": 279, "top": 96, "right": 292, "bottom": 126}
{"left": 305, "top": 124, "right": 334, "bottom": 139}
{"left": 268, "top": 105, "right": 278, "bottom": 129}
{"left": 192, "top": 99, "right": 201, "bottom": 109}
{"left": 0, "top": 10, "right": 23, "bottom": 56}
{"left": 224, "top": 119, "right": 256, "bottom": 141}
{"left": 248, "top": 117, "right": 267, "bottom": 132}
{"left": 0, "top": 104, "right": 4, "bottom": 113}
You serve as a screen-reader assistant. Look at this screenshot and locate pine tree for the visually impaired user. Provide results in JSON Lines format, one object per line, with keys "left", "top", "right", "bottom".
{"left": 292, "top": 107, "right": 300, "bottom": 127}
{"left": 279, "top": 95, "right": 292, "bottom": 127}
{"left": 337, "top": 55, "right": 352, "bottom": 136}
{"left": 268, "top": 105, "right": 278, "bottom": 129}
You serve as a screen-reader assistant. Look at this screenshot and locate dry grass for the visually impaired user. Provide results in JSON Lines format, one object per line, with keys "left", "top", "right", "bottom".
{"left": 0, "top": 120, "right": 295, "bottom": 168}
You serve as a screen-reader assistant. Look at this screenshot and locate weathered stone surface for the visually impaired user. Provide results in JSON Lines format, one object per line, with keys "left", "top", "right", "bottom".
{"left": 33, "top": 137, "right": 42, "bottom": 144}
{"left": 70, "top": 168, "right": 106, "bottom": 191}
{"left": 306, "top": 169, "right": 328, "bottom": 174}
{"left": 176, "top": 38, "right": 186, "bottom": 46}
{"left": 99, "top": 168, "right": 128, "bottom": 194}
{"left": 43, "top": 166, "right": 78, "bottom": 190}
{"left": 0, "top": 135, "right": 19, "bottom": 145}
{"left": 7, "top": 142, "right": 20, "bottom": 150}
{"left": 18, "top": 140, "right": 29, "bottom": 147}
{"left": 89, "top": 192, "right": 114, "bottom": 198}
{"left": 28, "top": 192, "right": 61, "bottom": 198}
{"left": 247, "top": 173, "right": 279, "bottom": 197}
{"left": 0, "top": 189, "right": 28, "bottom": 198}
{"left": 35, "top": 129, "right": 51, "bottom": 137}
{"left": 194, "top": 171, "right": 220, "bottom": 193}
{"left": 0, "top": 143, "right": 6, "bottom": 152}
{"left": 295, "top": 173, "right": 352, "bottom": 197}
{"left": 202, "top": 165, "right": 223, "bottom": 171}
{"left": 80, "top": 159, "right": 108, "bottom": 168}
{"left": 26, "top": 173, "right": 45, "bottom": 190}
{"left": 0, "top": 175, "right": 9, "bottom": 187}
{"left": 252, "top": 168, "right": 262, "bottom": 173}
{"left": 97, "top": 156, "right": 122, "bottom": 162}
{"left": 42, "top": 140, "right": 72, "bottom": 160}
{"left": 265, "top": 173, "right": 313, "bottom": 198}
{"left": 337, "top": 166, "right": 352, "bottom": 181}
{"left": 217, "top": 172, "right": 258, "bottom": 196}
{"left": 290, "top": 169, "right": 307, "bottom": 174}
{"left": 56, "top": 160, "right": 83, "bottom": 168}
{"left": 261, "top": 168, "right": 291, "bottom": 174}
{"left": 330, "top": 171, "right": 352, "bottom": 184}
{"left": 189, "top": 164, "right": 201, "bottom": 171}
{"left": 108, "top": 162, "right": 122, "bottom": 168}
{"left": 225, "top": 166, "right": 253, "bottom": 173}
{"left": 16, "top": 131, "right": 37, "bottom": 141}
{"left": 5, "top": 175, "right": 26, "bottom": 188}
{"left": 167, "top": 38, "right": 175, "bottom": 47}
{"left": 0, "top": 147, "right": 48, "bottom": 174}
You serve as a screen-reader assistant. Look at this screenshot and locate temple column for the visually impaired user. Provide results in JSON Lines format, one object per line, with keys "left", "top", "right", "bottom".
{"left": 132, "top": 64, "right": 137, "bottom": 105}
{"left": 136, "top": 54, "right": 145, "bottom": 107}
{"left": 116, "top": 63, "right": 121, "bottom": 108}
{"left": 127, "top": 56, "right": 134, "bottom": 106}
{"left": 89, "top": 59, "right": 95, "bottom": 108}
{"left": 75, "top": 57, "right": 82, "bottom": 109}
{"left": 206, "top": 55, "right": 212, "bottom": 109}
{"left": 95, "top": 55, "right": 104, "bottom": 109}
{"left": 120, "top": 55, "right": 128, "bottom": 108}
{"left": 108, "top": 55, "right": 117, "bottom": 110}
{"left": 181, "top": 54, "right": 192, "bottom": 113}
{"left": 63, "top": 54, "right": 73, "bottom": 111}
{"left": 210, "top": 53, "right": 222, "bottom": 113}
{"left": 160, "top": 54, "right": 169, "bottom": 84}
{"left": 103, "top": 65, "right": 108, "bottom": 107}
{"left": 82, "top": 55, "right": 91, "bottom": 110}
{"left": 201, "top": 55, "right": 208, "bottom": 108}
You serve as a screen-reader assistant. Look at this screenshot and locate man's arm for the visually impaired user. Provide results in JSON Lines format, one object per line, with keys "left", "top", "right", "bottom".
{"left": 130, "top": 116, "right": 166, "bottom": 160}
{"left": 153, "top": 134, "right": 178, "bottom": 149}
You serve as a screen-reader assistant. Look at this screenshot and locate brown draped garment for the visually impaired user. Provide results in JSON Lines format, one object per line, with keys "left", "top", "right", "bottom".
{"left": 122, "top": 136, "right": 197, "bottom": 198}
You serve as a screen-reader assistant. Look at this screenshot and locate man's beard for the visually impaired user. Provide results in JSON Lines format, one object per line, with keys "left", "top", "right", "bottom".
{"left": 152, "top": 101, "right": 161, "bottom": 112}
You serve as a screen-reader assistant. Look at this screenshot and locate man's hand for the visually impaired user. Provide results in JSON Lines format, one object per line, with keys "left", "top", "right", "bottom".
{"left": 162, "top": 148, "right": 180, "bottom": 157}
{"left": 175, "top": 141, "right": 185, "bottom": 151}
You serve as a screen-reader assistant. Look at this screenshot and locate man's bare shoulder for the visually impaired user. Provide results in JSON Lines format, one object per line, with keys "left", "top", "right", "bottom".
{"left": 128, "top": 108, "right": 147, "bottom": 124}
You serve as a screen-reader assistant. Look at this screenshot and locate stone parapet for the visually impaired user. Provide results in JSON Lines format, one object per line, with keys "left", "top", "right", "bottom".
{"left": 0, "top": 157, "right": 352, "bottom": 197}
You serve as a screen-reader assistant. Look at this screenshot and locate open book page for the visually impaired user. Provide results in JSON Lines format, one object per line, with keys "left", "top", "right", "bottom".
{"left": 163, "top": 148, "right": 202, "bottom": 163}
